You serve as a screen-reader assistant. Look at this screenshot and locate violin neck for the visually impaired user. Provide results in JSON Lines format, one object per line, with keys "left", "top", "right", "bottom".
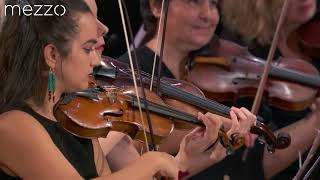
{"left": 160, "top": 83, "right": 231, "bottom": 116}
{"left": 130, "top": 95, "right": 204, "bottom": 126}
{"left": 159, "top": 83, "right": 267, "bottom": 123}
{"left": 270, "top": 66, "right": 320, "bottom": 88}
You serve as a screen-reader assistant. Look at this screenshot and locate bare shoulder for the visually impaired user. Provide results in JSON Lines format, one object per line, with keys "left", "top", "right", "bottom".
{"left": 0, "top": 110, "right": 44, "bottom": 131}
{"left": 0, "top": 110, "right": 52, "bottom": 148}
{"left": 0, "top": 110, "right": 82, "bottom": 179}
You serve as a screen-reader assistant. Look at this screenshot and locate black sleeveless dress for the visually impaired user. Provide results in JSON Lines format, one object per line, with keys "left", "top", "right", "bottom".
{"left": 0, "top": 103, "right": 98, "bottom": 180}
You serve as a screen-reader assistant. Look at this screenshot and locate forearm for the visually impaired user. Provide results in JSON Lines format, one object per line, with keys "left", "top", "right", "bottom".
{"left": 99, "top": 132, "right": 126, "bottom": 156}
{"left": 263, "top": 116, "right": 319, "bottom": 179}
{"left": 106, "top": 136, "right": 141, "bottom": 172}
{"left": 92, "top": 153, "right": 159, "bottom": 180}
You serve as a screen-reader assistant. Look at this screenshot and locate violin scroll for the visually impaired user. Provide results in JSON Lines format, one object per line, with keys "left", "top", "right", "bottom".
{"left": 215, "top": 130, "right": 244, "bottom": 155}
{"left": 252, "top": 121, "right": 291, "bottom": 153}
{"left": 276, "top": 132, "right": 292, "bottom": 149}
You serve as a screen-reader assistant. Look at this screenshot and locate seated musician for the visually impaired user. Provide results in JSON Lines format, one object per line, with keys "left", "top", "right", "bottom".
{"left": 218, "top": 0, "right": 320, "bottom": 179}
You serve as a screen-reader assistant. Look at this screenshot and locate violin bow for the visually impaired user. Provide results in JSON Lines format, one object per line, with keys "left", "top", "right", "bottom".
{"left": 155, "top": 0, "right": 170, "bottom": 95}
{"left": 117, "top": 2, "right": 183, "bottom": 179}
{"left": 117, "top": 0, "right": 157, "bottom": 151}
{"left": 293, "top": 130, "right": 320, "bottom": 180}
{"left": 149, "top": 0, "right": 168, "bottom": 92}
{"left": 251, "top": 0, "right": 290, "bottom": 114}
{"left": 241, "top": 0, "right": 291, "bottom": 160}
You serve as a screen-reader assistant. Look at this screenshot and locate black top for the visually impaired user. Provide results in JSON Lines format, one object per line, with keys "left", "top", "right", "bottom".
{"left": 119, "top": 46, "right": 266, "bottom": 180}
{"left": 0, "top": 103, "right": 98, "bottom": 180}
{"left": 119, "top": 45, "right": 175, "bottom": 78}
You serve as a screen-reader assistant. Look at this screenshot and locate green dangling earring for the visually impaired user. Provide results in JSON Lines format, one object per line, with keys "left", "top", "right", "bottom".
{"left": 48, "top": 68, "right": 56, "bottom": 102}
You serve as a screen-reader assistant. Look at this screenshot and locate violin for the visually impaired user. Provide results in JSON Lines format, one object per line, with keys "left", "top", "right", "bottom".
{"left": 287, "top": 10, "right": 320, "bottom": 60}
{"left": 93, "top": 56, "right": 291, "bottom": 153}
{"left": 54, "top": 86, "right": 244, "bottom": 154}
{"left": 188, "top": 38, "right": 320, "bottom": 111}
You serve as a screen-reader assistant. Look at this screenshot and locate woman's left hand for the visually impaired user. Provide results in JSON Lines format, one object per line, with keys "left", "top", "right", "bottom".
{"left": 175, "top": 107, "right": 256, "bottom": 174}
{"left": 227, "top": 107, "right": 257, "bottom": 147}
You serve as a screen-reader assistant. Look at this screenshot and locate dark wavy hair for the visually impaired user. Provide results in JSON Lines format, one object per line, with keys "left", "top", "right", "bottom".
{"left": 0, "top": 0, "right": 92, "bottom": 111}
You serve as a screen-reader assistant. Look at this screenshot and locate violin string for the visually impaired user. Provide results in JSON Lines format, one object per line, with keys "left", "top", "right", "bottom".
{"left": 121, "top": 66, "right": 232, "bottom": 115}
{"left": 149, "top": 0, "right": 166, "bottom": 91}
{"left": 117, "top": 0, "right": 150, "bottom": 152}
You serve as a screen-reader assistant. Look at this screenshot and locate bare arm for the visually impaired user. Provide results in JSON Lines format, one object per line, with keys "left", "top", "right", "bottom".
{"left": 100, "top": 133, "right": 141, "bottom": 172}
{"left": 98, "top": 132, "right": 126, "bottom": 156}
{"left": 263, "top": 111, "right": 320, "bottom": 179}
{"left": 0, "top": 111, "right": 178, "bottom": 180}
{"left": 0, "top": 111, "right": 84, "bottom": 180}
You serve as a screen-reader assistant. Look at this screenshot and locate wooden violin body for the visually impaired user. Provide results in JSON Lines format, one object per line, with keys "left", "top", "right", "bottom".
{"left": 189, "top": 39, "right": 320, "bottom": 111}
{"left": 288, "top": 11, "right": 320, "bottom": 60}
{"left": 54, "top": 87, "right": 174, "bottom": 143}
{"left": 189, "top": 55, "right": 319, "bottom": 111}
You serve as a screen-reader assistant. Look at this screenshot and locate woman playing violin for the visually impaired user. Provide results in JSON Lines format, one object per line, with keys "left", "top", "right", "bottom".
{"left": 118, "top": 0, "right": 320, "bottom": 179}
{"left": 0, "top": 0, "right": 182, "bottom": 179}
{"left": 81, "top": 0, "right": 256, "bottom": 179}
{"left": 0, "top": 0, "right": 255, "bottom": 179}
{"left": 219, "top": 0, "right": 320, "bottom": 178}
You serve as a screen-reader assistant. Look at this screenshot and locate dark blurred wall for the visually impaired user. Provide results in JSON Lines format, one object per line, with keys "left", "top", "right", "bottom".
{"left": 96, "top": 0, "right": 142, "bottom": 58}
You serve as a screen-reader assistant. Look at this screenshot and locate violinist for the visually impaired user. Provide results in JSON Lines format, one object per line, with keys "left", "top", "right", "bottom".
{"left": 0, "top": 0, "right": 181, "bottom": 179}
{"left": 83, "top": 0, "right": 256, "bottom": 179}
{"left": 118, "top": 0, "right": 320, "bottom": 179}
{"left": 218, "top": 0, "right": 318, "bottom": 125}
{"left": 218, "top": 0, "right": 319, "bottom": 178}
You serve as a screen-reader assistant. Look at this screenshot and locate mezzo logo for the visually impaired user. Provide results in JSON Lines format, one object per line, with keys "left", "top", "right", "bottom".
{"left": 5, "top": 4, "right": 66, "bottom": 16}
